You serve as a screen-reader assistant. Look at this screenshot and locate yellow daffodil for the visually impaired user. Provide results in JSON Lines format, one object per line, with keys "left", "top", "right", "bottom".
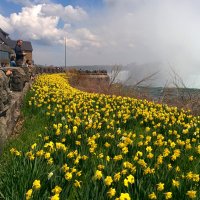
{"left": 32, "top": 180, "right": 41, "bottom": 190}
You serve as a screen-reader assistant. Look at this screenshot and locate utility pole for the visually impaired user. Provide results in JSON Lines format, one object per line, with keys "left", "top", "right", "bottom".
{"left": 65, "top": 37, "right": 66, "bottom": 69}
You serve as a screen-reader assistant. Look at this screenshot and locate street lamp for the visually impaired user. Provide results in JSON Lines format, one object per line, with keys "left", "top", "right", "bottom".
{"left": 65, "top": 37, "right": 66, "bottom": 69}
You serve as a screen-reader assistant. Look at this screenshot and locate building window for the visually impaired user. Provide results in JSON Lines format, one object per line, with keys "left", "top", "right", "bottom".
{"left": 0, "top": 51, "right": 9, "bottom": 65}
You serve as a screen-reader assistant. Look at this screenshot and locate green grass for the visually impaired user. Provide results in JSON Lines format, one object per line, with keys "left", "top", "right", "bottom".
{"left": 0, "top": 91, "right": 49, "bottom": 199}
{"left": 0, "top": 91, "right": 45, "bottom": 158}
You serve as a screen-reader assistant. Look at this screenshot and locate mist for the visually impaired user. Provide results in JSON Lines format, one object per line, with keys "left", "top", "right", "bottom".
{"left": 78, "top": 0, "right": 200, "bottom": 88}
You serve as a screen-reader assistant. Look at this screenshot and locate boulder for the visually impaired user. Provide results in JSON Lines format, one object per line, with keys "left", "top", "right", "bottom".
{"left": 6, "top": 67, "right": 30, "bottom": 91}
{"left": 0, "top": 70, "right": 11, "bottom": 113}
{"left": 0, "top": 70, "right": 11, "bottom": 150}
{"left": 0, "top": 82, "right": 30, "bottom": 152}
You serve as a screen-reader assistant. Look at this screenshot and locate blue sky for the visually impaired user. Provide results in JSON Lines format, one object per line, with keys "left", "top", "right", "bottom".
{"left": 53, "top": 0, "right": 104, "bottom": 8}
{"left": 0, "top": 0, "right": 104, "bottom": 16}
{"left": 0, "top": 0, "right": 21, "bottom": 16}
{"left": 1, "top": 0, "right": 200, "bottom": 88}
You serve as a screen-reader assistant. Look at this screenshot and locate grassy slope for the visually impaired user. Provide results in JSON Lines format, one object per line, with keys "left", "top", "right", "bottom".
{"left": 0, "top": 75, "right": 199, "bottom": 200}
{"left": 0, "top": 91, "right": 48, "bottom": 199}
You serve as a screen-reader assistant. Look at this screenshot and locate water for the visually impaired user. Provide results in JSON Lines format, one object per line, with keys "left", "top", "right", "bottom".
{"left": 136, "top": 87, "right": 200, "bottom": 101}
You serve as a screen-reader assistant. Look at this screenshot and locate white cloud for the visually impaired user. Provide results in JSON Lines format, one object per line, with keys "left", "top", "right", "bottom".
{"left": 0, "top": 14, "right": 13, "bottom": 33}
{"left": 0, "top": 4, "right": 99, "bottom": 49}
{"left": 9, "top": 5, "right": 65, "bottom": 45}
{"left": 75, "top": 28, "right": 101, "bottom": 47}
{"left": 41, "top": 4, "right": 88, "bottom": 22}
{"left": 64, "top": 5, "right": 88, "bottom": 21}
{"left": 103, "top": 0, "right": 141, "bottom": 8}
{"left": 104, "top": 0, "right": 132, "bottom": 5}
{"left": 40, "top": 3, "right": 63, "bottom": 16}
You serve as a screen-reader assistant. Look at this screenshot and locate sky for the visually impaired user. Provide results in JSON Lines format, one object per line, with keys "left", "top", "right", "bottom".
{"left": 1, "top": 0, "right": 200, "bottom": 88}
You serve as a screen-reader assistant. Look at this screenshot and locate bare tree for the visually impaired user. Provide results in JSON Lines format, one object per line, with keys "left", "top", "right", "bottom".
{"left": 109, "top": 65, "right": 122, "bottom": 86}
{"left": 133, "top": 71, "right": 159, "bottom": 87}
{"left": 164, "top": 66, "right": 200, "bottom": 115}
{"left": 170, "top": 67, "right": 192, "bottom": 101}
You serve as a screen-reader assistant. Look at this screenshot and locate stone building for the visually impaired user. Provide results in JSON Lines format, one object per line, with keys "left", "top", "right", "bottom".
{"left": 0, "top": 28, "right": 33, "bottom": 65}
{"left": 0, "top": 29, "right": 12, "bottom": 66}
{"left": 7, "top": 39, "right": 33, "bottom": 63}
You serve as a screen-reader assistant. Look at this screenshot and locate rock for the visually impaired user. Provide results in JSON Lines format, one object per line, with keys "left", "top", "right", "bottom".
{"left": 6, "top": 67, "right": 30, "bottom": 91}
{"left": 0, "top": 82, "right": 31, "bottom": 152}
{"left": 0, "top": 70, "right": 10, "bottom": 113}
{"left": 0, "top": 118, "right": 7, "bottom": 151}
{"left": 16, "top": 60, "right": 23, "bottom": 67}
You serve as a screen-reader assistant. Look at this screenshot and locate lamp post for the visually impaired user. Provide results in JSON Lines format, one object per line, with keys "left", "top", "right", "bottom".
{"left": 65, "top": 37, "right": 66, "bottom": 69}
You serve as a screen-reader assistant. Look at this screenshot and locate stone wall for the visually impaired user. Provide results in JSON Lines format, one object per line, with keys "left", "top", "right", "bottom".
{"left": 24, "top": 51, "right": 32, "bottom": 63}
{"left": 0, "top": 66, "right": 65, "bottom": 152}
{"left": 35, "top": 66, "right": 66, "bottom": 74}
{"left": 0, "top": 83, "right": 30, "bottom": 151}
{"left": 0, "top": 70, "right": 11, "bottom": 115}
{"left": 0, "top": 67, "right": 30, "bottom": 152}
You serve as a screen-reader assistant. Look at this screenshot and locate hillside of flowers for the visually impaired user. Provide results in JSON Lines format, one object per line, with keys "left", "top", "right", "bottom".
{"left": 2, "top": 74, "right": 199, "bottom": 200}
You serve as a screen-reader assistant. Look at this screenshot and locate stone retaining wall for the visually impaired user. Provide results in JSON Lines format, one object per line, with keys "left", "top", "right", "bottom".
{"left": 0, "top": 66, "right": 66, "bottom": 152}
{"left": 0, "top": 66, "right": 31, "bottom": 152}
{"left": 35, "top": 66, "right": 66, "bottom": 74}
{"left": 0, "top": 83, "right": 30, "bottom": 151}
{"left": 0, "top": 70, "right": 11, "bottom": 115}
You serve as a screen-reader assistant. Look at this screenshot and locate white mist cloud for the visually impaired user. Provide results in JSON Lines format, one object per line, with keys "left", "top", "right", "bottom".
{"left": 89, "top": 0, "right": 200, "bottom": 87}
